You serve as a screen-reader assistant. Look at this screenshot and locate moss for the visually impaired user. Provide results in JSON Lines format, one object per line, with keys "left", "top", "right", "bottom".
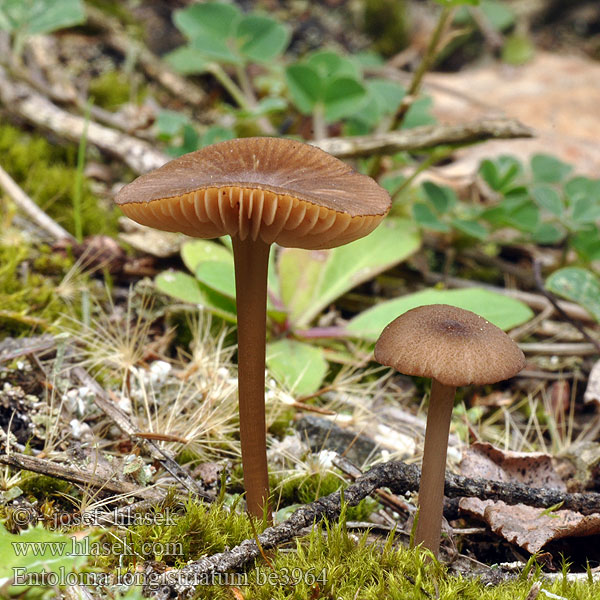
{"left": 88, "top": 71, "right": 141, "bottom": 110}
{"left": 273, "top": 471, "right": 377, "bottom": 522}
{"left": 362, "top": 0, "right": 409, "bottom": 57}
{"left": 267, "top": 406, "right": 295, "bottom": 439}
{"left": 112, "top": 508, "right": 600, "bottom": 600}
{"left": 19, "top": 475, "right": 72, "bottom": 501}
{"left": 102, "top": 498, "right": 261, "bottom": 570}
{"left": 0, "top": 240, "right": 78, "bottom": 338}
{"left": 0, "top": 123, "right": 119, "bottom": 237}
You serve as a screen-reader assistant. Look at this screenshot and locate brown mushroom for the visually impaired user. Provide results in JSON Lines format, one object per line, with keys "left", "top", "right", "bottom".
{"left": 115, "top": 137, "right": 391, "bottom": 519}
{"left": 374, "top": 304, "right": 525, "bottom": 557}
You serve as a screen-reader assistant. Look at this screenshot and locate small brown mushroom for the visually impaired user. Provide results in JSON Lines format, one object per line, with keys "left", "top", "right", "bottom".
{"left": 115, "top": 137, "right": 391, "bottom": 520}
{"left": 374, "top": 304, "right": 525, "bottom": 557}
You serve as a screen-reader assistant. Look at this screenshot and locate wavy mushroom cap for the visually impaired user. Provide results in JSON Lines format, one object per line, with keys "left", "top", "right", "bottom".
{"left": 374, "top": 304, "right": 525, "bottom": 387}
{"left": 115, "top": 137, "right": 391, "bottom": 249}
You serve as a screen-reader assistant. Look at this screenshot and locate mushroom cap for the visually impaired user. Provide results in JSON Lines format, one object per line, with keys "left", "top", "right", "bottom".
{"left": 115, "top": 137, "right": 391, "bottom": 250}
{"left": 374, "top": 304, "right": 525, "bottom": 386}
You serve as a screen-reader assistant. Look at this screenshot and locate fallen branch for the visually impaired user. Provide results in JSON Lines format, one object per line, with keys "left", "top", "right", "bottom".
{"left": 0, "top": 65, "right": 532, "bottom": 178}
{"left": 0, "top": 163, "right": 75, "bottom": 241}
{"left": 0, "top": 451, "right": 164, "bottom": 502}
{"left": 314, "top": 119, "right": 532, "bottom": 158}
{"left": 146, "top": 458, "right": 600, "bottom": 599}
{"left": 0, "top": 65, "right": 167, "bottom": 174}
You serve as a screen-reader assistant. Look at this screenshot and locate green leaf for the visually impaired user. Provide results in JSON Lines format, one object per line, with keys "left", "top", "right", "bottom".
{"left": 238, "top": 96, "right": 288, "bottom": 117}
{"left": 181, "top": 240, "right": 232, "bottom": 273}
{"left": 156, "top": 270, "right": 205, "bottom": 304}
{"left": 565, "top": 176, "right": 600, "bottom": 204}
{"left": 531, "top": 184, "right": 563, "bottom": 217}
{"left": 571, "top": 196, "right": 600, "bottom": 224}
{"left": 155, "top": 110, "right": 192, "bottom": 138}
{"left": 323, "top": 76, "right": 368, "bottom": 123}
{"left": 368, "top": 79, "right": 406, "bottom": 114}
{"left": 163, "top": 46, "right": 210, "bottom": 75}
{"left": 266, "top": 339, "right": 328, "bottom": 395}
{"left": 201, "top": 126, "right": 236, "bottom": 147}
{"left": 278, "top": 218, "right": 420, "bottom": 327}
{"left": 346, "top": 288, "right": 533, "bottom": 342}
{"left": 502, "top": 34, "right": 534, "bottom": 65}
{"left": 496, "top": 196, "right": 539, "bottom": 232}
{"left": 195, "top": 261, "right": 236, "bottom": 299}
{"left": 451, "top": 218, "right": 488, "bottom": 239}
{"left": 236, "top": 14, "right": 289, "bottom": 62}
{"left": 572, "top": 227, "right": 600, "bottom": 262}
{"left": 285, "top": 64, "right": 322, "bottom": 114}
{"left": 306, "top": 50, "right": 361, "bottom": 79}
{"left": 479, "top": 156, "right": 523, "bottom": 192}
{"left": 531, "top": 154, "right": 572, "bottom": 184}
{"left": 174, "top": 3, "right": 242, "bottom": 64}
{"left": 380, "top": 173, "right": 407, "bottom": 196}
{"left": 156, "top": 270, "right": 237, "bottom": 322}
{"left": 402, "top": 96, "right": 436, "bottom": 128}
{"left": 481, "top": 0, "right": 515, "bottom": 31}
{"left": 546, "top": 267, "right": 600, "bottom": 323}
{"left": 422, "top": 181, "right": 457, "bottom": 214}
{"left": 0, "top": 523, "right": 88, "bottom": 592}
{"left": 0, "top": 0, "right": 85, "bottom": 35}
{"left": 413, "top": 202, "right": 450, "bottom": 232}
{"left": 174, "top": 2, "right": 240, "bottom": 40}
{"left": 532, "top": 223, "right": 565, "bottom": 244}
{"left": 435, "top": 0, "right": 480, "bottom": 6}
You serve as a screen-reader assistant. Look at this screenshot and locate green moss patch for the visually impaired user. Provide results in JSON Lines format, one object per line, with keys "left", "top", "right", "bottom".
{"left": 0, "top": 123, "right": 119, "bottom": 237}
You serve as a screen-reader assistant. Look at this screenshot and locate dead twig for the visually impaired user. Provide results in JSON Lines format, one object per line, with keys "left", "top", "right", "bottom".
{"left": 0, "top": 451, "right": 164, "bottom": 501}
{"left": 314, "top": 119, "right": 532, "bottom": 158}
{"left": 518, "top": 343, "right": 599, "bottom": 356}
{"left": 0, "top": 163, "right": 75, "bottom": 241}
{"left": 145, "top": 458, "right": 600, "bottom": 599}
{"left": 0, "top": 65, "right": 167, "bottom": 174}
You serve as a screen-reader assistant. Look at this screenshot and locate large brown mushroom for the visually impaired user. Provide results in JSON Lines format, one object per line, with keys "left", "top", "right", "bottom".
{"left": 374, "top": 304, "right": 525, "bottom": 557}
{"left": 115, "top": 137, "right": 391, "bottom": 519}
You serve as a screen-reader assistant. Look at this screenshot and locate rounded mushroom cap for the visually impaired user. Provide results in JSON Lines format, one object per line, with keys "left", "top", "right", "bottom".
{"left": 374, "top": 304, "right": 525, "bottom": 386}
{"left": 115, "top": 137, "right": 391, "bottom": 250}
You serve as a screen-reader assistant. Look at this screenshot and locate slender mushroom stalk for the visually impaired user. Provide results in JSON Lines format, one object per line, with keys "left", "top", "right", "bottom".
{"left": 374, "top": 304, "right": 525, "bottom": 558}
{"left": 414, "top": 379, "right": 455, "bottom": 557}
{"left": 232, "top": 236, "right": 270, "bottom": 517}
{"left": 114, "top": 137, "right": 391, "bottom": 521}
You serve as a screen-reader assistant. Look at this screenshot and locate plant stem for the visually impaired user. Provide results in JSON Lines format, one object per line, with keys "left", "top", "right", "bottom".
{"left": 396, "top": 5, "right": 453, "bottom": 127}
{"left": 368, "top": 5, "right": 454, "bottom": 179}
{"left": 413, "top": 378, "right": 456, "bottom": 557}
{"left": 232, "top": 236, "right": 271, "bottom": 521}
{"left": 73, "top": 98, "right": 92, "bottom": 242}
{"left": 207, "top": 63, "right": 251, "bottom": 111}
{"left": 313, "top": 103, "right": 327, "bottom": 140}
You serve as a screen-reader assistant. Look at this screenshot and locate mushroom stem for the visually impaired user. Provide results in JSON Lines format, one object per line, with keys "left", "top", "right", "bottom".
{"left": 414, "top": 379, "right": 456, "bottom": 557}
{"left": 232, "top": 236, "right": 271, "bottom": 521}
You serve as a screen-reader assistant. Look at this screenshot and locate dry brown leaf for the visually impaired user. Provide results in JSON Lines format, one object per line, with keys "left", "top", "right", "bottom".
{"left": 460, "top": 442, "right": 565, "bottom": 489}
{"left": 457, "top": 442, "right": 600, "bottom": 552}
{"left": 425, "top": 52, "right": 600, "bottom": 178}
{"left": 460, "top": 498, "right": 600, "bottom": 554}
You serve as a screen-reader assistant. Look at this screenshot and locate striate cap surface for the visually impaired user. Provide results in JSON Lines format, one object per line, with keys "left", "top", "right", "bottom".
{"left": 115, "top": 137, "right": 391, "bottom": 249}
{"left": 374, "top": 304, "right": 525, "bottom": 387}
